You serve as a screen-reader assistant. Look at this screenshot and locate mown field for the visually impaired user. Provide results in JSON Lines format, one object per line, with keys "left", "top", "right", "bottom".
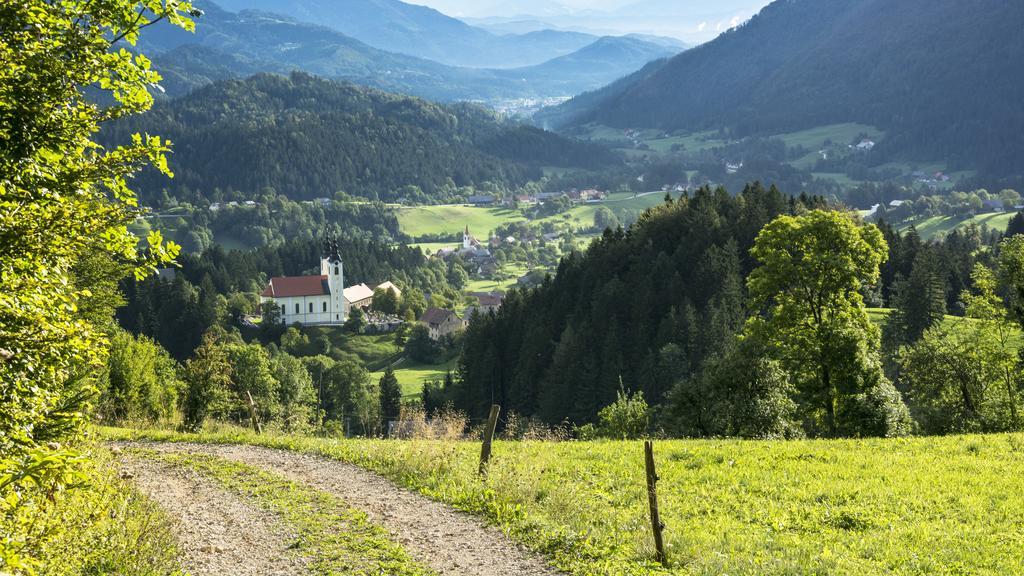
{"left": 896, "top": 211, "right": 1015, "bottom": 240}
{"left": 371, "top": 357, "right": 458, "bottom": 398}
{"left": 397, "top": 205, "right": 525, "bottom": 238}
{"left": 107, "top": 428, "right": 1024, "bottom": 575}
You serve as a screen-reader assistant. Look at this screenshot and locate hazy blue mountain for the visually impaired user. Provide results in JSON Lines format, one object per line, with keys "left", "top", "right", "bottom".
{"left": 141, "top": 2, "right": 676, "bottom": 102}
{"left": 539, "top": 0, "right": 1024, "bottom": 175}
{"left": 209, "top": 0, "right": 599, "bottom": 68}
{"left": 451, "top": 0, "right": 770, "bottom": 44}
{"left": 510, "top": 36, "right": 679, "bottom": 94}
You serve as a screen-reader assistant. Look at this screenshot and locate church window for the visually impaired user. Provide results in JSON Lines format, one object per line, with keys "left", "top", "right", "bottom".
{"left": 334, "top": 266, "right": 339, "bottom": 275}
{"left": 323, "top": 302, "right": 327, "bottom": 312}
{"left": 281, "top": 305, "right": 285, "bottom": 316}
{"left": 295, "top": 303, "right": 300, "bottom": 314}
{"left": 309, "top": 302, "right": 313, "bottom": 313}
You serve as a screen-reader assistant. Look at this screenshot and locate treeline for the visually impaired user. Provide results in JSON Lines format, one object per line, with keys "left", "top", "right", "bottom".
{"left": 147, "top": 194, "right": 403, "bottom": 253}
{"left": 97, "top": 327, "right": 403, "bottom": 437}
{"left": 102, "top": 72, "right": 618, "bottom": 204}
{"left": 443, "top": 184, "right": 1022, "bottom": 438}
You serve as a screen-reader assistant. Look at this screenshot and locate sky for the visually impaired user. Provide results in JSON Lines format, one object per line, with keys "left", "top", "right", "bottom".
{"left": 404, "top": 0, "right": 773, "bottom": 43}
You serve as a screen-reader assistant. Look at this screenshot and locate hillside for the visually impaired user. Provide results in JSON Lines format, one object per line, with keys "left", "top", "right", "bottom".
{"left": 211, "top": 0, "right": 599, "bottom": 68}
{"left": 140, "top": 2, "right": 676, "bottom": 102}
{"left": 539, "top": 0, "right": 1024, "bottom": 176}
{"left": 102, "top": 73, "right": 617, "bottom": 203}
{"left": 512, "top": 36, "right": 682, "bottom": 93}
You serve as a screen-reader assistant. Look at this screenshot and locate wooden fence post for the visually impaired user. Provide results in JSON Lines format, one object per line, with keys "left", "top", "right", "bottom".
{"left": 645, "top": 440, "right": 667, "bottom": 566}
{"left": 478, "top": 404, "right": 501, "bottom": 476}
{"left": 245, "top": 390, "right": 263, "bottom": 435}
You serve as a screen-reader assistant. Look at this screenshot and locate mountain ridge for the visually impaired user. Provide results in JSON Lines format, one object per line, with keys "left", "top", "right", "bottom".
{"left": 538, "top": 0, "right": 1024, "bottom": 175}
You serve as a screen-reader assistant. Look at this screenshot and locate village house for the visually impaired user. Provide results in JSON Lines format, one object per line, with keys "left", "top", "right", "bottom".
{"left": 369, "top": 281, "right": 402, "bottom": 300}
{"left": 420, "top": 308, "right": 466, "bottom": 340}
{"left": 343, "top": 283, "right": 375, "bottom": 310}
{"left": 471, "top": 292, "right": 505, "bottom": 315}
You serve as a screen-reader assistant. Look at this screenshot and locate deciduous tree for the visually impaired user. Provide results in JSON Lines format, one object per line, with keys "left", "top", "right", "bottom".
{"left": 746, "top": 210, "right": 910, "bottom": 437}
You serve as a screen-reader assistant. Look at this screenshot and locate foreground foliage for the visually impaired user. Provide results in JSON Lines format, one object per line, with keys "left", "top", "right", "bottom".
{"left": 108, "top": 428, "right": 1024, "bottom": 575}
{"left": 0, "top": 0, "right": 190, "bottom": 572}
{"left": 0, "top": 447, "right": 182, "bottom": 575}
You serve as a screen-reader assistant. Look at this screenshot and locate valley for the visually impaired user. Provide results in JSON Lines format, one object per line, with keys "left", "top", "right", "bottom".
{"left": 5, "top": 0, "right": 1024, "bottom": 575}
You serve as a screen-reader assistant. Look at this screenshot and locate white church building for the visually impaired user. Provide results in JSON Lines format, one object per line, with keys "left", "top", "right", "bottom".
{"left": 260, "top": 245, "right": 348, "bottom": 326}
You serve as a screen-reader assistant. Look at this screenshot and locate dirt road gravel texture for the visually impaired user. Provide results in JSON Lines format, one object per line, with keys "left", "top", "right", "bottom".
{"left": 118, "top": 442, "right": 562, "bottom": 576}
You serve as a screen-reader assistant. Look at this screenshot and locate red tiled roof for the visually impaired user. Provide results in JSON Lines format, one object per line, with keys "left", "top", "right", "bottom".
{"left": 261, "top": 275, "right": 330, "bottom": 298}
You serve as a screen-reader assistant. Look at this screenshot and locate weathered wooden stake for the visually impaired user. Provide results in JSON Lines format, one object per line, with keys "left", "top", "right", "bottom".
{"left": 645, "top": 440, "right": 667, "bottom": 566}
{"left": 245, "top": 390, "right": 263, "bottom": 435}
{"left": 478, "top": 404, "right": 501, "bottom": 476}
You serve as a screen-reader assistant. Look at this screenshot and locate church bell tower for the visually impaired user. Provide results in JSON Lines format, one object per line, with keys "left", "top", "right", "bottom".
{"left": 321, "top": 237, "right": 346, "bottom": 323}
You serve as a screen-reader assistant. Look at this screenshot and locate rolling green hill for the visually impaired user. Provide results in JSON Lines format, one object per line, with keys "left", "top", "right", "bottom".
{"left": 104, "top": 73, "right": 616, "bottom": 203}
{"left": 896, "top": 212, "right": 1015, "bottom": 240}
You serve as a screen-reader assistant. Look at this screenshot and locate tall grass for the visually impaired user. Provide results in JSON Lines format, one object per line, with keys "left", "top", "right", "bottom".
{"left": 104, "top": 426, "right": 1024, "bottom": 575}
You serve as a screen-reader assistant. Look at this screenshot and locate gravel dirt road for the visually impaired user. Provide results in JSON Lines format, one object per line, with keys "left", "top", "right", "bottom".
{"left": 122, "top": 457, "right": 308, "bottom": 576}
{"left": 119, "top": 442, "right": 562, "bottom": 576}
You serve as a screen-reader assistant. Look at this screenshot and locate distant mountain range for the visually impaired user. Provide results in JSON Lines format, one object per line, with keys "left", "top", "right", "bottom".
{"left": 461, "top": 0, "right": 769, "bottom": 45}
{"left": 103, "top": 73, "right": 618, "bottom": 203}
{"left": 539, "top": 0, "right": 1024, "bottom": 176}
{"left": 208, "top": 0, "right": 681, "bottom": 69}
{"left": 141, "top": 1, "right": 680, "bottom": 103}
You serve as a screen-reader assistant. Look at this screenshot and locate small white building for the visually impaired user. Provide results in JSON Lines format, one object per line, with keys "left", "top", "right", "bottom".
{"left": 261, "top": 250, "right": 348, "bottom": 326}
{"left": 343, "top": 283, "right": 375, "bottom": 310}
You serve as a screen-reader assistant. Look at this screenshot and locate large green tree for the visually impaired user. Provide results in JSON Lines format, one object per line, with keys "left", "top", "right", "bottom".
{"left": 2, "top": 0, "right": 191, "bottom": 454}
{"left": 901, "top": 265, "right": 1022, "bottom": 433}
{"left": 746, "top": 210, "right": 910, "bottom": 437}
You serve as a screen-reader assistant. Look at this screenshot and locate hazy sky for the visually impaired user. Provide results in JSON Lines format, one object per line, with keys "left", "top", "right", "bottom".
{"left": 405, "top": 0, "right": 773, "bottom": 42}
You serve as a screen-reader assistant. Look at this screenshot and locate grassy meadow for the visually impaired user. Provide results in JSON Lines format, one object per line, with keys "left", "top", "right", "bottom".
{"left": 897, "top": 212, "right": 1015, "bottom": 240}
{"left": 106, "top": 428, "right": 1024, "bottom": 575}
{"left": 397, "top": 205, "right": 524, "bottom": 238}
{"left": 371, "top": 357, "right": 459, "bottom": 398}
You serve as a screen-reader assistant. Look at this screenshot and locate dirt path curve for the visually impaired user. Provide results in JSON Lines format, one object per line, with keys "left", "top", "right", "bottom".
{"left": 122, "top": 457, "right": 308, "bottom": 576}
{"left": 120, "top": 442, "right": 562, "bottom": 576}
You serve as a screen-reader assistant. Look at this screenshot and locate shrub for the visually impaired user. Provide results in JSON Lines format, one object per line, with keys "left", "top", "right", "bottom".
{"left": 597, "top": 388, "right": 649, "bottom": 439}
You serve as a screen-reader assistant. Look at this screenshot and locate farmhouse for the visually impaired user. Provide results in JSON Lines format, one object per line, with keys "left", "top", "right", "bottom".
{"left": 420, "top": 308, "right": 466, "bottom": 340}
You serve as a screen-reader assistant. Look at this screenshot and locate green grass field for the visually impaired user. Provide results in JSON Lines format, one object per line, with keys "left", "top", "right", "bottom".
{"left": 897, "top": 211, "right": 1014, "bottom": 240}
{"left": 398, "top": 205, "right": 525, "bottom": 238}
{"left": 109, "top": 428, "right": 1024, "bottom": 575}
{"left": 372, "top": 357, "right": 459, "bottom": 398}
{"left": 775, "top": 123, "right": 884, "bottom": 151}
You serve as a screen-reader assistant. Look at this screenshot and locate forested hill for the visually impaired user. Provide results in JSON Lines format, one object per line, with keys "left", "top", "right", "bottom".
{"left": 539, "top": 0, "right": 1024, "bottom": 176}
{"left": 103, "top": 73, "right": 617, "bottom": 203}
{"left": 450, "top": 184, "right": 811, "bottom": 425}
